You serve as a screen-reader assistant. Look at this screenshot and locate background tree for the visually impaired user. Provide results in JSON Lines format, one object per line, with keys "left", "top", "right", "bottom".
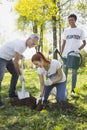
{"left": 15, "top": 0, "right": 87, "bottom": 58}
{"left": 15, "top": 0, "right": 60, "bottom": 55}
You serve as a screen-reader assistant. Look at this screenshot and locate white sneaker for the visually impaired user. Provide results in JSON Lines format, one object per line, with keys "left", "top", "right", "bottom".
{"left": 71, "top": 89, "right": 75, "bottom": 95}
{"left": 71, "top": 91, "right": 75, "bottom": 95}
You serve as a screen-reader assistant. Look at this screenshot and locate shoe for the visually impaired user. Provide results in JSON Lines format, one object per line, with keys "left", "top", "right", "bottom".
{"left": 71, "top": 89, "right": 75, "bottom": 95}
{"left": 9, "top": 93, "right": 18, "bottom": 98}
{"left": 0, "top": 102, "right": 5, "bottom": 108}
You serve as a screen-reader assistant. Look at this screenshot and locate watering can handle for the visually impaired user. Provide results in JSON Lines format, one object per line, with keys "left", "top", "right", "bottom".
{"left": 67, "top": 51, "right": 82, "bottom": 67}
{"left": 54, "top": 48, "right": 63, "bottom": 60}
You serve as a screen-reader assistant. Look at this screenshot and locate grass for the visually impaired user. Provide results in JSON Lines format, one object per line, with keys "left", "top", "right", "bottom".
{"left": 0, "top": 67, "right": 87, "bottom": 130}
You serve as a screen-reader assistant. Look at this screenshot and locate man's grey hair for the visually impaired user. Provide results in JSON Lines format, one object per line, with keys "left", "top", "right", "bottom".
{"left": 29, "top": 33, "right": 40, "bottom": 41}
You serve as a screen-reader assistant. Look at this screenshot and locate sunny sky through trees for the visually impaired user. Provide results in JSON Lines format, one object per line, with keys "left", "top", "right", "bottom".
{"left": 0, "top": 0, "right": 87, "bottom": 54}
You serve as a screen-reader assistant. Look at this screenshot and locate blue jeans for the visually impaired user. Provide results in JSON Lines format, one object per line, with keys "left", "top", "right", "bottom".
{"left": 0, "top": 58, "right": 18, "bottom": 102}
{"left": 44, "top": 81, "right": 66, "bottom": 102}
{"left": 63, "top": 58, "right": 77, "bottom": 90}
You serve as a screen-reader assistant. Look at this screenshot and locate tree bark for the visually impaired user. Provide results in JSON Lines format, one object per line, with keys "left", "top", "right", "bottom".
{"left": 52, "top": 16, "right": 57, "bottom": 59}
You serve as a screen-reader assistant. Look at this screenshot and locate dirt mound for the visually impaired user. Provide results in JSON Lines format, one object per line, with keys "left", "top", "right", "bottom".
{"left": 10, "top": 96, "right": 77, "bottom": 112}
{"left": 47, "top": 101, "right": 77, "bottom": 111}
{"left": 37, "top": 101, "right": 77, "bottom": 111}
{"left": 10, "top": 95, "right": 37, "bottom": 109}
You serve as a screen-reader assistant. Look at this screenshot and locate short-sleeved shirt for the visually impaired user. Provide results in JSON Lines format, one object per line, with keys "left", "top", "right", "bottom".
{"left": 37, "top": 59, "right": 66, "bottom": 83}
{"left": 0, "top": 39, "right": 26, "bottom": 60}
{"left": 62, "top": 27, "right": 86, "bottom": 57}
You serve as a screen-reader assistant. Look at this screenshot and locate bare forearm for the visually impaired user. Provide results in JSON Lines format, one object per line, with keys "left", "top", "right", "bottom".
{"left": 39, "top": 74, "right": 45, "bottom": 96}
{"left": 40, "top": 85, "right": 45, "bottom": 96}
{"left": 13, "top": 52, "right": 23, "bottom": 75}
{"left": 53, "top": 68, "right": 63, "bottom": 84}
{"left": 13, "top": 61, "right": 22, "bottom": 75}
{"left": 53, "top": 76, "right": 62, "bottom": 84}
{"left": 79, "top": 40, "right": 86, "bottom": 50}
{"left": 61, "top": 40, "right": 66, "bottom": 54}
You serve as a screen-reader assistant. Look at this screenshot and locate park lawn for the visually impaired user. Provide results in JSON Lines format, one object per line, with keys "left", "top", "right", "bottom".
{"left": 0, "top": 67, "right": 87, "bottom": 130}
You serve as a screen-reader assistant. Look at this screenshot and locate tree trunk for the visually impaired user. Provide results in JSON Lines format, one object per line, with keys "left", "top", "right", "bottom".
{"left": 40, "top": 24, "right": 43, "bottom": 52}
{"left": 52, "top": 16, "right": 57, "bottom": 59}
{"left": 33, "top": 21, "right": 37, "bottom": 33}
{"left": 52, "top": 0, "right": 57, "bottom": 59}
{"left": 58, "top": 1, "right": 61, "bottom": 53}
{"left": 37, "top": 24, "right": 43, "bottom": 52}
{"left": 33, "top": 21, "right": 38, "bottom": 52}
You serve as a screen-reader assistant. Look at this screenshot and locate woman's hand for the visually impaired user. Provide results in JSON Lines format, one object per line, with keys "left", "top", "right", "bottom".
{"left": 36, "top": 96, "right": 44, "bottom": 104}
{"left": 44, "top": 78, "right": 53, "bottom": 86}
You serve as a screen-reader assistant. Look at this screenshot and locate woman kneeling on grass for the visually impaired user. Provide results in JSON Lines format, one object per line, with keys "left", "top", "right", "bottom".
{"left": 31, "top": 52, "right": 67, "bottom": 103}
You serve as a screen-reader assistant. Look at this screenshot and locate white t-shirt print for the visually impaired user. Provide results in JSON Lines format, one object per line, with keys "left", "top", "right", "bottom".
{"left": 0, "top": 39, "right": 26, "bottom": 60}
{"left": 62, "top": 27, "right": 86, "bottom": 57}
{"left": 37, "top": 59, "right": 66, "bottom": 83}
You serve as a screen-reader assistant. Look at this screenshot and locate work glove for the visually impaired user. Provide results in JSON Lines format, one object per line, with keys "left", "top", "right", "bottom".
{"left": 44, "top": 78, "right": 53, "bottom": 86}
{"left": 19, "top": 75, "right": 24, "bottom": 82}
{"left": 36, "top": 96, "right": 44, "bottom": 105}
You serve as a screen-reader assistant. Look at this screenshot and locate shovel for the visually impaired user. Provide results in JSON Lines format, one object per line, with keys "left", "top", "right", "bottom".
{"left": 18, "top": 59, "right": 30, "bottom": 99}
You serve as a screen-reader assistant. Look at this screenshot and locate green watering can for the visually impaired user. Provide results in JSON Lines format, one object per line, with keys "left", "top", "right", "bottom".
{"left": 66, "top": 51, "right": 82, "bottom": 70}
{"left": 54, "top": 49, "right": 82, "bottom": 70}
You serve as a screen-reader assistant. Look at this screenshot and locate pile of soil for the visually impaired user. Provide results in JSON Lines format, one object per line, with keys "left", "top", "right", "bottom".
{"left": 10, "top": 95, "right": 37, "bottom": 109}
{"left": 10, "top": 96, "right": 77, "bottom": 111}
{"left": 36, "top": 101, "right": 77, "bottom": 111}
{"left": 46, "top": 101, "right": 77, "bottom": 112}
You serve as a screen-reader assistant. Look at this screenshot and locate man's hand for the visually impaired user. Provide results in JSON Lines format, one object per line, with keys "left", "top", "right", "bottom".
{"left": 44, "top": 78, "right": 53, "bottom": 86}
{"left": 19, "top": 75, "right": 24, "bottom": 82}
{"left": 75, "top": 49, "right": 80, "bottom": 54}
{"left": 36, "top": 96, "right": 44, "bottom": 105}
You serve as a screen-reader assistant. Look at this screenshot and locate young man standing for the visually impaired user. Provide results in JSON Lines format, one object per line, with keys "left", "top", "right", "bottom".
{"left": 61, "top": 14, "right": 86, "bottom": 94}
{"left": 0, "top": 33, "right": 39, "bottom": 108}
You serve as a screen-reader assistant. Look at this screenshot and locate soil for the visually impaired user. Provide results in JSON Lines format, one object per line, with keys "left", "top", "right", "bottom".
{"left": 10, "top": 95, "right": 37, "bottom": 109}
{"left": 10, "top": 95, "right": 77, "bottom": 112}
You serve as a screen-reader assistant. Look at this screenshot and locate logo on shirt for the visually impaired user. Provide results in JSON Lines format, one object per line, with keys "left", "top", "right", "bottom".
{"left": 66, "top": 35, "right": 80, "bottom": 40}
